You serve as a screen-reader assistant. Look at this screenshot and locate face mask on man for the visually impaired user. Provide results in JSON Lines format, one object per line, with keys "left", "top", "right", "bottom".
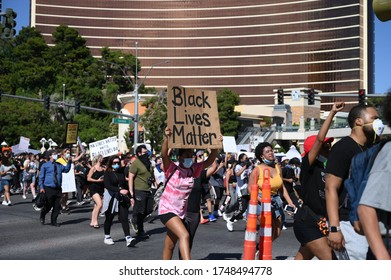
{"left": 363, "top": 118, "right": 385, "bottom": 144}
{"left": 52, "top": 154, "right": 58, "bottom": 160}
{"left": 183, "top": 158, "right": 193, "bottom": 168}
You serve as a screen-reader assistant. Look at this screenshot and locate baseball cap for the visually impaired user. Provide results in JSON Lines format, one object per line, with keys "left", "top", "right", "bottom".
{"left": 281, "top": 156, "right": 289, "bottom": 162}
{"left": 303, "top": 135, "right": 334, "bottom": 155}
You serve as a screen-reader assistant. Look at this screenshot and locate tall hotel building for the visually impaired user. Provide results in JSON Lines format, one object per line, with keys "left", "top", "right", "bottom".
{"left": 31, "top": 0, "right": 374, "bottom": 109}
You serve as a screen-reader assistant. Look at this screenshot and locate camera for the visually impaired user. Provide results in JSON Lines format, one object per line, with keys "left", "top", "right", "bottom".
{"left": 283, "top": 204, "right": 297, "bottom": 214}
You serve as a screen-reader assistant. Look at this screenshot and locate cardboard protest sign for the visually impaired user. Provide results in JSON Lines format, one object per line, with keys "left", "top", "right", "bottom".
{"left": 167, "top": 85, "right": 222, "bottom": 149}
{"left": 65, "top": 123, "right": 79, "bottom": 145}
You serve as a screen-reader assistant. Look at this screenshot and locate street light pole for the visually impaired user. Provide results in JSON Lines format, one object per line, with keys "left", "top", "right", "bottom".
{"left": 98, "top": 49, "right": 169, "bottom": 154}
{"left": 133, "top": 41, "right": 139, "bottom": 154}
{"left": 62, "top": 84, "right": 65, "bottom": 105}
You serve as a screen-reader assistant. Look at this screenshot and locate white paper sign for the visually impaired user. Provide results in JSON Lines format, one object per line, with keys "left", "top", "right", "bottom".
{"left": 89, "top": 136, "right": 118, "bottom": 158}
{"left": 291, "top": 89, "right": 300, "bottom": 101}
{"left": 19, "top": 136, "right": 30, "bottom": 152}
{"left": 223, "top": 136, "right": 237, "bottom": 153}
{"left": 61, "top": 164, "right": 76, "bottom": 193}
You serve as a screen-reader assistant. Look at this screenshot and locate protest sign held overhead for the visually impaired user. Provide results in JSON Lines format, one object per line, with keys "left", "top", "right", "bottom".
{"left": 167, "top": 85, "right": 222, "bottom": 149}
{"left": 89, "top": 136, "right": 118, "bottom": 158}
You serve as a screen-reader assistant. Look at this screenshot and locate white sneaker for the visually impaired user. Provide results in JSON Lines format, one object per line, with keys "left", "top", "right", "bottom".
{"left": 76, "top": 201, "right": 85, "bottom": 206}
{"left": 7, "top": 201, "right": 12, "bottom": 206}
{"left": 22, "top": 195, "right": 27, "bottom": 199}
{"left": 223, "top": 212, "right": 232, "bottom": 222}
{"left": 226, "top": 220, "right": 234, "bottom": 232}
{"left": 2, "top": 201, "right": 8, "bottom": 206}
{"left": 126, "top": 236, "right": 136, "bottom": 247}
{"left": 282, "top": 225, "right": 287, "bottom": 230}
{"left": 104, "top": 237, "right": 114, "bottom": 245}
{"left": 217, "top": 210, "right": 223, "bottom": 217}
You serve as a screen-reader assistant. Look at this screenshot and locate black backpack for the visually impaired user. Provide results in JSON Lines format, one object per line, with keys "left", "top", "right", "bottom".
{"left": 34, "top": 192, "right": 47, "bottom": 208}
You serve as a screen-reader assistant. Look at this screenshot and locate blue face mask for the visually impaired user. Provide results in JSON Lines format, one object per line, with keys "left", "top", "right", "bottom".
{"left": 112, "top": 163, "right": 120, "bottom": 170}
{"left": 183, "top": 158, "right": 193, "bottom": 168}
{"left": 263, "top": 157, "right": 274, "bottom": 165}
{"left": 65, "top": 153, "right": 70, "bottom": 159}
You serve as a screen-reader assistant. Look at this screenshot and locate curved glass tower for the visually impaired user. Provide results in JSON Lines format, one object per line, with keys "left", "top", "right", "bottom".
{"left": 32, "top": 0, "right": 374, "bottom": 107}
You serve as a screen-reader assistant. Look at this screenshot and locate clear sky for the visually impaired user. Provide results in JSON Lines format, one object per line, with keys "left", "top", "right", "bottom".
{"left": 2, "top": 0, "right": 391, "bottom": 94}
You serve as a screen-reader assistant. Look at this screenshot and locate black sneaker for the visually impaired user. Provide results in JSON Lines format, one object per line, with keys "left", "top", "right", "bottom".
{"left": 137, "top": 231, "right": 150, "bottom": 239}
{"left": 60, "top": 208, "right": 70, "bottom": 215}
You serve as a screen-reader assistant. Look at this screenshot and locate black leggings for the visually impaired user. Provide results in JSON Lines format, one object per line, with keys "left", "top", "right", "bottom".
{"left": 230, "top": 195, "right": 250, "bottom": 222}
{"left": 104, "top": 197, "right": 131, "bottom": 237}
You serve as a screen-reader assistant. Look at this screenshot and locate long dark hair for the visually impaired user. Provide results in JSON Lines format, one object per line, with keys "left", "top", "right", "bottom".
{"left": 105, "top": 155, "right": 120, "bottom": 172}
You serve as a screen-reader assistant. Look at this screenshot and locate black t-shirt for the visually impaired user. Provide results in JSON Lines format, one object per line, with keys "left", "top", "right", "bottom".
{"left": 187, "top": 170, "right": 209, "bottom": 213}
{"left": 325, "top": 136, "right": 365, "bottom": 221}
{"left": 209, "top": 167, "right": 225, "bottom": 187}
{"left": 300, "top": 154, "right": 327, "bottom": 216}
{"left": 75, "top": 164, "right": 87, "bottom": 181}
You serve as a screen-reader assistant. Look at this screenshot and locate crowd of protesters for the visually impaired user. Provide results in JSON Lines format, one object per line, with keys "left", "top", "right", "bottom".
{"left": 1, "top": 93, "right": 391, "bottom": 260}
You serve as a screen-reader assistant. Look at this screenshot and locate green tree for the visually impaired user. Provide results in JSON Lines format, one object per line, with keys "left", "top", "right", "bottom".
{"left": 217, "top": 88, "right": 241, "bottom": 137}
{"left": 140, "top": 90, "right": 167, "bottom": 153}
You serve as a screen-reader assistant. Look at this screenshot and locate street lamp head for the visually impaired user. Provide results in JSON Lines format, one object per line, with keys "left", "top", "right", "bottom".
{"left": 40, "top": 137, "right": 47, "bottom": 143}
{"left": 1, "top": 141, "right": 8, "bottom": 147}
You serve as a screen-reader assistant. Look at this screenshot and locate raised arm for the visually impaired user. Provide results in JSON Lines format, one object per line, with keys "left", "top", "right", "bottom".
{"left": 203, "top": 134, "right": 223, "bottom": 168}
{"left": 162, "top": 127, "right": 172, "bottom": 171}
{"left": 307, "top": 102, "right": 344, "bottom": 165}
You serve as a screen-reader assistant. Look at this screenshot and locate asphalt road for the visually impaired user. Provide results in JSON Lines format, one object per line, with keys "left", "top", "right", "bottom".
{"left": 0, "top": 193, "right": 300, "bottom": 260}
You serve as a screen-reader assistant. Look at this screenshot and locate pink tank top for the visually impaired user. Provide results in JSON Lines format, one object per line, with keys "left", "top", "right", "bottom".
{"left": 158, "top": 161, "right": 203, "bottom": 219}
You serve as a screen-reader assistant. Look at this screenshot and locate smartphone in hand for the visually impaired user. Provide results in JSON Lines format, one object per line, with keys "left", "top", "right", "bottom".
{"left": 284, "top": 204, "right": 297, "bottom": 214}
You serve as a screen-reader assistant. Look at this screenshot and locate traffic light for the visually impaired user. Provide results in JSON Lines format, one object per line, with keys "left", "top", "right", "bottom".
{"left": 277, "top": 88, "right": 284, "bottom": 105}
{"left": 129, "top": 131, "right": 134, "bottom": 142}
{"left": 308, "top": 89, "right": 315, "bottom": 105}
{"left": 75, "top": 100, "right": 81, "bottom": 114}
{"left": 139, "top": 131, "right": 144, "bottom": 143}
{"left": 358, "top": 89, "right": 366, "bottom": 105}
{"left": 1, "top": 8, "right": 17, "bottom": 39}
{"left": 44, "top": 96, "right": 50, "bottom": 110}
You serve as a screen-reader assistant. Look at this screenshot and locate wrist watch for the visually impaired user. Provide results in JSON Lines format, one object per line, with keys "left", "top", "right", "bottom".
{"left": 329, "top": 226, "right": 341, "bottom": 232}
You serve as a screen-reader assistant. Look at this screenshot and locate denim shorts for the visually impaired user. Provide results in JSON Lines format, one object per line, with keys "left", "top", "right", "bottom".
{"left": 256, "top": 193, "right": 285, "bottom": 220}
{"left": 1, "top": 179, "right": 11, "bottom": 188}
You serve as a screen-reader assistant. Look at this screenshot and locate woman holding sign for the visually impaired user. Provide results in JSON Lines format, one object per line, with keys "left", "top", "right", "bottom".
{"left": 158, "top": 127, "right": 221, "bottom": 260}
